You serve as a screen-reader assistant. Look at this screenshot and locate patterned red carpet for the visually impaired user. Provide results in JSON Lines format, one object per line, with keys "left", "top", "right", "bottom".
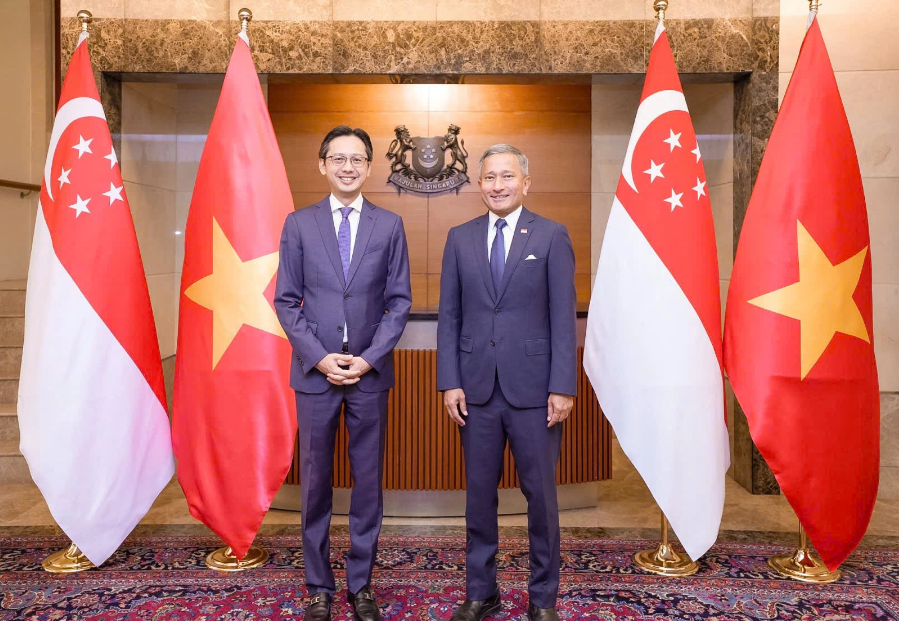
{"left": 1, "top": 534, "right": 898, "bottom": 620}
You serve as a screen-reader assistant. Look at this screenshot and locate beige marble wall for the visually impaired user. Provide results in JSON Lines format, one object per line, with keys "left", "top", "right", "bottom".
{"left": 779, "top": 0, "right": 899, "bottom": 497}
{"left": 121, "top": 83, "right": 180, "bottom": 358}
{"left": 0, "top": 0, "right": 51, "bottom": 282}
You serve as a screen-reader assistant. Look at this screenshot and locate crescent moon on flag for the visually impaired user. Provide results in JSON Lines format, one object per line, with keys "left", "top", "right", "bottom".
{"left": 44, "top": 97, "right": 106, "bottom": 201}
{"left": 621, "top": 90, "right": 689, "bottom": 194}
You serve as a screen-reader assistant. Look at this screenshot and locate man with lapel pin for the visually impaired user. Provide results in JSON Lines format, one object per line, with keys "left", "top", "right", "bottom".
{"left": 275, "top": 126, "right": 412, "bottom": 621}
{"left": 437, "top": 144, "right": 577, "bottom": 621}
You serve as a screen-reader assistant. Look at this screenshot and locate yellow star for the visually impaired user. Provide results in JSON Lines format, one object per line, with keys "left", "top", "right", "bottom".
{"left": 748, "top": 220, "right": 869, "bottom": 380}
{"left": 184, "top": 217, "right": 286, "bottom": 369}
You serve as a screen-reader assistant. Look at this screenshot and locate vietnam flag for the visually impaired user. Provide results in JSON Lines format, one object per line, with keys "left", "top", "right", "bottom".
{"left": 173, "top": 30, "right": 296, "bottom": 559}
{"left": 724, "top": 17, "right": 878, "bottom": 570}
{"left": 584, "top": 21, "right": 729, "bottom": 561}
{"left": 18, "top": 32, "right": 174, "bottom": 565}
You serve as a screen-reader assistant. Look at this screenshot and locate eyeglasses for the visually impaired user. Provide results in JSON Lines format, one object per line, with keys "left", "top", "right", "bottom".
{"left": 325, "top": 155, "right": 369, "bottom": 168}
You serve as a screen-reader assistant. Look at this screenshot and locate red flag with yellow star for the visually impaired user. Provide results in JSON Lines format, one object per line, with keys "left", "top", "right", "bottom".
{"left": 173, "top": 31, "right": 296, "bottom": 559}
{"left": 724, "top": 17, "right": 878, "bottom": 570}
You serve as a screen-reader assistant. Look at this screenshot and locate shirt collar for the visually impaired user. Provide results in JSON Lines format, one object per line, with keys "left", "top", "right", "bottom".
{"left": 329, "top": 193, "right": 364, "bottom": 213}
{"left": 488, "top": 205, "right": 523, "bottom": 231}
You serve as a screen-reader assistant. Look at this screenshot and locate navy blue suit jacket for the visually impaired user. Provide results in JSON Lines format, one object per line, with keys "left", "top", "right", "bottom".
{"left": 274, "top": 197, "right": 412, "bottom": 394}
{"left": 437, "top": 207, "right": 578, "bottom": 408}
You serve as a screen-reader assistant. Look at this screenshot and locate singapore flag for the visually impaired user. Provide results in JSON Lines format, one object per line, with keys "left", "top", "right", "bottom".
{"left": 17, "top": 32, "right": 174, "bottom": 565}
{"left": 583, "top": 22, "right": 729, "bottom": 560}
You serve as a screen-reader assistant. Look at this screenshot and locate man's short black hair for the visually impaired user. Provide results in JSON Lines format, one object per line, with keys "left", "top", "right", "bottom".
{"left": 319, "top": 125, "right": 374, "bottom": 162}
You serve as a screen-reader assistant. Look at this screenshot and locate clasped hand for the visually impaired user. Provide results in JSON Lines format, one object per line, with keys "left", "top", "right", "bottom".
{"left": 316, "top": 353, "right": 372, "bottom": 385}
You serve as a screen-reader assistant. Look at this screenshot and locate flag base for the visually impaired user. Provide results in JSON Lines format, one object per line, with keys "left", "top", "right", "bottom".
{"left": 634, "top": 511, "right": 699, "bottom": 576}
{"left": 768, "top": 548, "right": 840, "bottom": 583}
{"left": 634, "top": 543, "right": 699, "bottom": 576}
{"left": 205, "top": 545, "right": 268, "bottom": 572}
{"left": 42, "top": 542, "right": 94, "bottom": 573}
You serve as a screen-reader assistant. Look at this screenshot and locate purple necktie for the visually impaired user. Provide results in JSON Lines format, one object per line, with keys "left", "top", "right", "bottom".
{"left": 338, "top": 206, "right": 353, "bottom": 282}
{"left": 490, "top": 218, "right": 507, "bottom": 292}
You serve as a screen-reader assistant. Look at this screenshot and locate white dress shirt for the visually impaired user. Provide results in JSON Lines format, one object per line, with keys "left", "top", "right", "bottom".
{"left": 487, "top": 205, "right": 523, "bottom": 262}
{"left": 330, "top": 193, "right": 364, "bottom": 343}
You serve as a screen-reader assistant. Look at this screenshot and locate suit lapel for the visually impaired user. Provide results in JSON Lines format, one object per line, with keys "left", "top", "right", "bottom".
{"left": 346, "top": 199, "right": 378, "bottom": 289}
{"left": 496, "top": 207, "right": 536, "bottom": 302}
{"left": 472, "top": 216, "right": 496, "bottom": 302}
{"left": 313, "top": 198, "right": 346, "bottom": 288}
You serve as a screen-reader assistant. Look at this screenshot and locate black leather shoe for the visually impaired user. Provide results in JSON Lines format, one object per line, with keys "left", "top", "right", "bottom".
{"left": 450, "top": 589, "right": 501, "bottom": 621}
{"left": 304, "top": 592, "right": 332, "bottom": 621}
{"left": 348, "top": 586, "right": 380, "bottom": 621}
{"left": 527, "top": 602, "right": 559, "bottom": 621}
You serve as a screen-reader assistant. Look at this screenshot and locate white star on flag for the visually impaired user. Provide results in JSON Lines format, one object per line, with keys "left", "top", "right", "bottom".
{"left": 663, "top": 188, "right": 684, "bottom": 211}
{"left": 72, "top": 135, "right": 93, "bottom": 159}
{"left": 691, "top": 144, "right": 702, "bottom": 163}
{"left": 693, "top": 177, "right": 707, "bottom": 199}
{"left": 58, "top": 168, "right": 72, "bottom": 189}
{"left": 104, "top": 147, "right": 118, "bottom": 169}
{"left": 68, "top": 194, "right": 91, "bottom": 218}
{"left": 103, "top": 182, "right": 124, "bottom": 205}
{"left": 663, "top": 129, "right": 682, "bottom": 152}
{"left": 644, "top": 160, "right": 665, "bottom": 183}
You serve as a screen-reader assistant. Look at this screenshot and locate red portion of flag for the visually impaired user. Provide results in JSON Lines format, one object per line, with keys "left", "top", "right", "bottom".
{"left": 616, "top": 29, "right": 722, "bottom": 371}
{"left": 724, "top": 19, "right": 879, "bottom": 570}
{"left": 172, "top": 36, "right": 297, "bottom": 559}
{"left": 41, "top": 40, "right": 164, "bottom": 409}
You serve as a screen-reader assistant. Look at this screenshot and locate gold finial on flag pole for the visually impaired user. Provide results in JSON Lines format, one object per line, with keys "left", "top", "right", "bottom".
{"left": 42, "top": 542, "right": 94, "bottom": 573}
{"left": 809, "top": 0, "right": 822, "bottom": 13}
{"left": 768, "top": 520, "right": 841, "bottom": 583}
{"left": 76, "top": 9, "right": 92, "bottom": 32}
{"left": 633, "top": 510, "right": 699, "bottom": 576}
{"left": 654, "top": 0, "right": 669, "bottom": 21}
{"left": 238, "top": 7, "right": 253, "bottom": 32}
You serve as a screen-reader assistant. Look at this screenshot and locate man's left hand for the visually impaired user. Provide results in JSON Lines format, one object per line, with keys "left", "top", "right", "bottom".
{"left": 326, "top": 356, "right": 373, "bottom": 385}
{"left": 547, "top": 393, "right": 573, "bottom": 428}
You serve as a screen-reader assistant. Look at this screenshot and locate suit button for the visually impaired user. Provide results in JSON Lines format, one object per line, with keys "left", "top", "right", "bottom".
{"left": 344, "top": 294, "right": 350, "bottom": 300}
{"left": 490, "top": 339, "right": 495, "bottom": 346}
{"left": 337, "top": 326, "right": 343, "bottom": 332}
{"left": 494, "top": 309, "right": 500, "bottom": 315}
{"left": 300, "top": 360, "right": 304, "bottom": 366}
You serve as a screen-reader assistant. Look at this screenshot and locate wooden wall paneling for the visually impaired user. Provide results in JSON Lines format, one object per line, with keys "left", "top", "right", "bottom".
{"left": 426, "top": 111, "right": 592, "bottom": 194}
{"left": 269, "top": 84, "right": 430, "bottom": 113}
{"left": 426, "top": 192, "right": 487, "bottom": 273}
{"left": 427, "top": 85, "right": 591, "bottom": 113}
{"left": 286, "top": 348, "right": 611, "bottom": 491}
{"left": 524, "top": 193, "right": 592, "bottom": 275}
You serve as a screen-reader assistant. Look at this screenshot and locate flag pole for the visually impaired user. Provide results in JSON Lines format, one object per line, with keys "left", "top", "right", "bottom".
{"left": 768, "top": 520, "right": 841, "bottom": 583}
{"left": 201, "top": 8, "right": 271, "bottom": 573}
{"left": 634, "top": 510, "right": 698, "bottom": 576}
{"left": 41, "top": 7, "right": 97, "bottom": 576}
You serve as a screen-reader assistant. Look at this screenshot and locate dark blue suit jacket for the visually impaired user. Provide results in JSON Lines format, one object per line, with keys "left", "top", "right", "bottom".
{"left": 437, "top": 207, "right": 578, "bottom": 408}
{"left": 274, "top": 197, "right": 412, "bottom": 394}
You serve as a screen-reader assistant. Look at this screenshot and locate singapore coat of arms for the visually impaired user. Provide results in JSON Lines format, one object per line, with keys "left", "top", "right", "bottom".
{"left": 386, "top": 124, "right": 470, "bottom": 197}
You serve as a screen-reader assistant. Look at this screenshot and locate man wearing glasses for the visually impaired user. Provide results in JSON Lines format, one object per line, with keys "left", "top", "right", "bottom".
{"left": 275, "top": 126, "right": 412, "bottom": 621}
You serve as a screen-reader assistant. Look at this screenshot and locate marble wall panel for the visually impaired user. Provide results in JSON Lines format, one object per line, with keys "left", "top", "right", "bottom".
{"left": 125, "top": 0, "right": 229, "bottom": 20}
{"left": 541, "top": 21, "right": 645, "bottom": 74}
{"left": 874, "top": 284, "right": 899, "bottom": 393}
{"left": 437, "top": 0, "right": 540, "bottom": 21}
{"left": 881, "top": 393, "right": 899, "bottom": 469}
{"left": 864, "top": 178, "right": 899, "bottom": 286}
{"left": 646, "top": 0, "right": 753, "bottom": 19}
{"left": 590, "top": 192, "right": 614, "bottom": 274}
{"left": 591, "top": 84, "right": 642, "bottom": 194}
{"left": 834, "top": 71, "right": 899, "bottom": 179}
{"left": 653, "top": 18, "right": 754, "bottom": 73}
{"left": 124, "top": 182, "right": 178, "bottom": 275}
{"left": 146, "top": 272, "right": 179, "bottom": 358}
{"left": 541, "top": 0, "right": 643, "bottom": 21}
{"left": 685, "top": 83, "right": 735, "bottom": 188}
{"left": 332, "top": 0, "right": 437, "bottom": 21}
{"left": 241, "top": 21, "right": 332, "bottom": 74}
{"left": 710, "top": 183, "right": 734, "bottom": 280}
{"left": 122, "top": 20, "right": 231, "bottom": 73}
{"left": 121, "top": 83, "right": 177, "bottom": 189}
{"left": 228, "top": 0, "right": 332, "bottom": 21}
{"left": 780, "top": 0, "right": 898, "bottom": 73}
{"left": 61, "top": 17, "right": 126, "bottom": 78}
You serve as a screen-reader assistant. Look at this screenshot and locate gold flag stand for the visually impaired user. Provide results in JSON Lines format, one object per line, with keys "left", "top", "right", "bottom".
{"left": 43, "top": 542, "right": 94, "bottom": 573}
{"left": 634, "top": 511, "right": 698, "bottom": 576}
{"left": 206, "top": 545, "right": 269, "bottom": 572}
{"left": 768, "top": 523, "right": 840, "bottom": 584}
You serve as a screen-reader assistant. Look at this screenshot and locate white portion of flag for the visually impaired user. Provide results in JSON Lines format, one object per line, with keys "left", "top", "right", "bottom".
{"left": 585, "top": 198, "right": 729, "bottom": 560}
{"left": 17, "top": 207, "right": 175, "bottom": 565}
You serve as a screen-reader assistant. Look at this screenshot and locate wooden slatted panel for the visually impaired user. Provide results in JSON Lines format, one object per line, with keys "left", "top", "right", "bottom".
{"left": 286, "top": 347, "right": 610, "bottom": 489}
